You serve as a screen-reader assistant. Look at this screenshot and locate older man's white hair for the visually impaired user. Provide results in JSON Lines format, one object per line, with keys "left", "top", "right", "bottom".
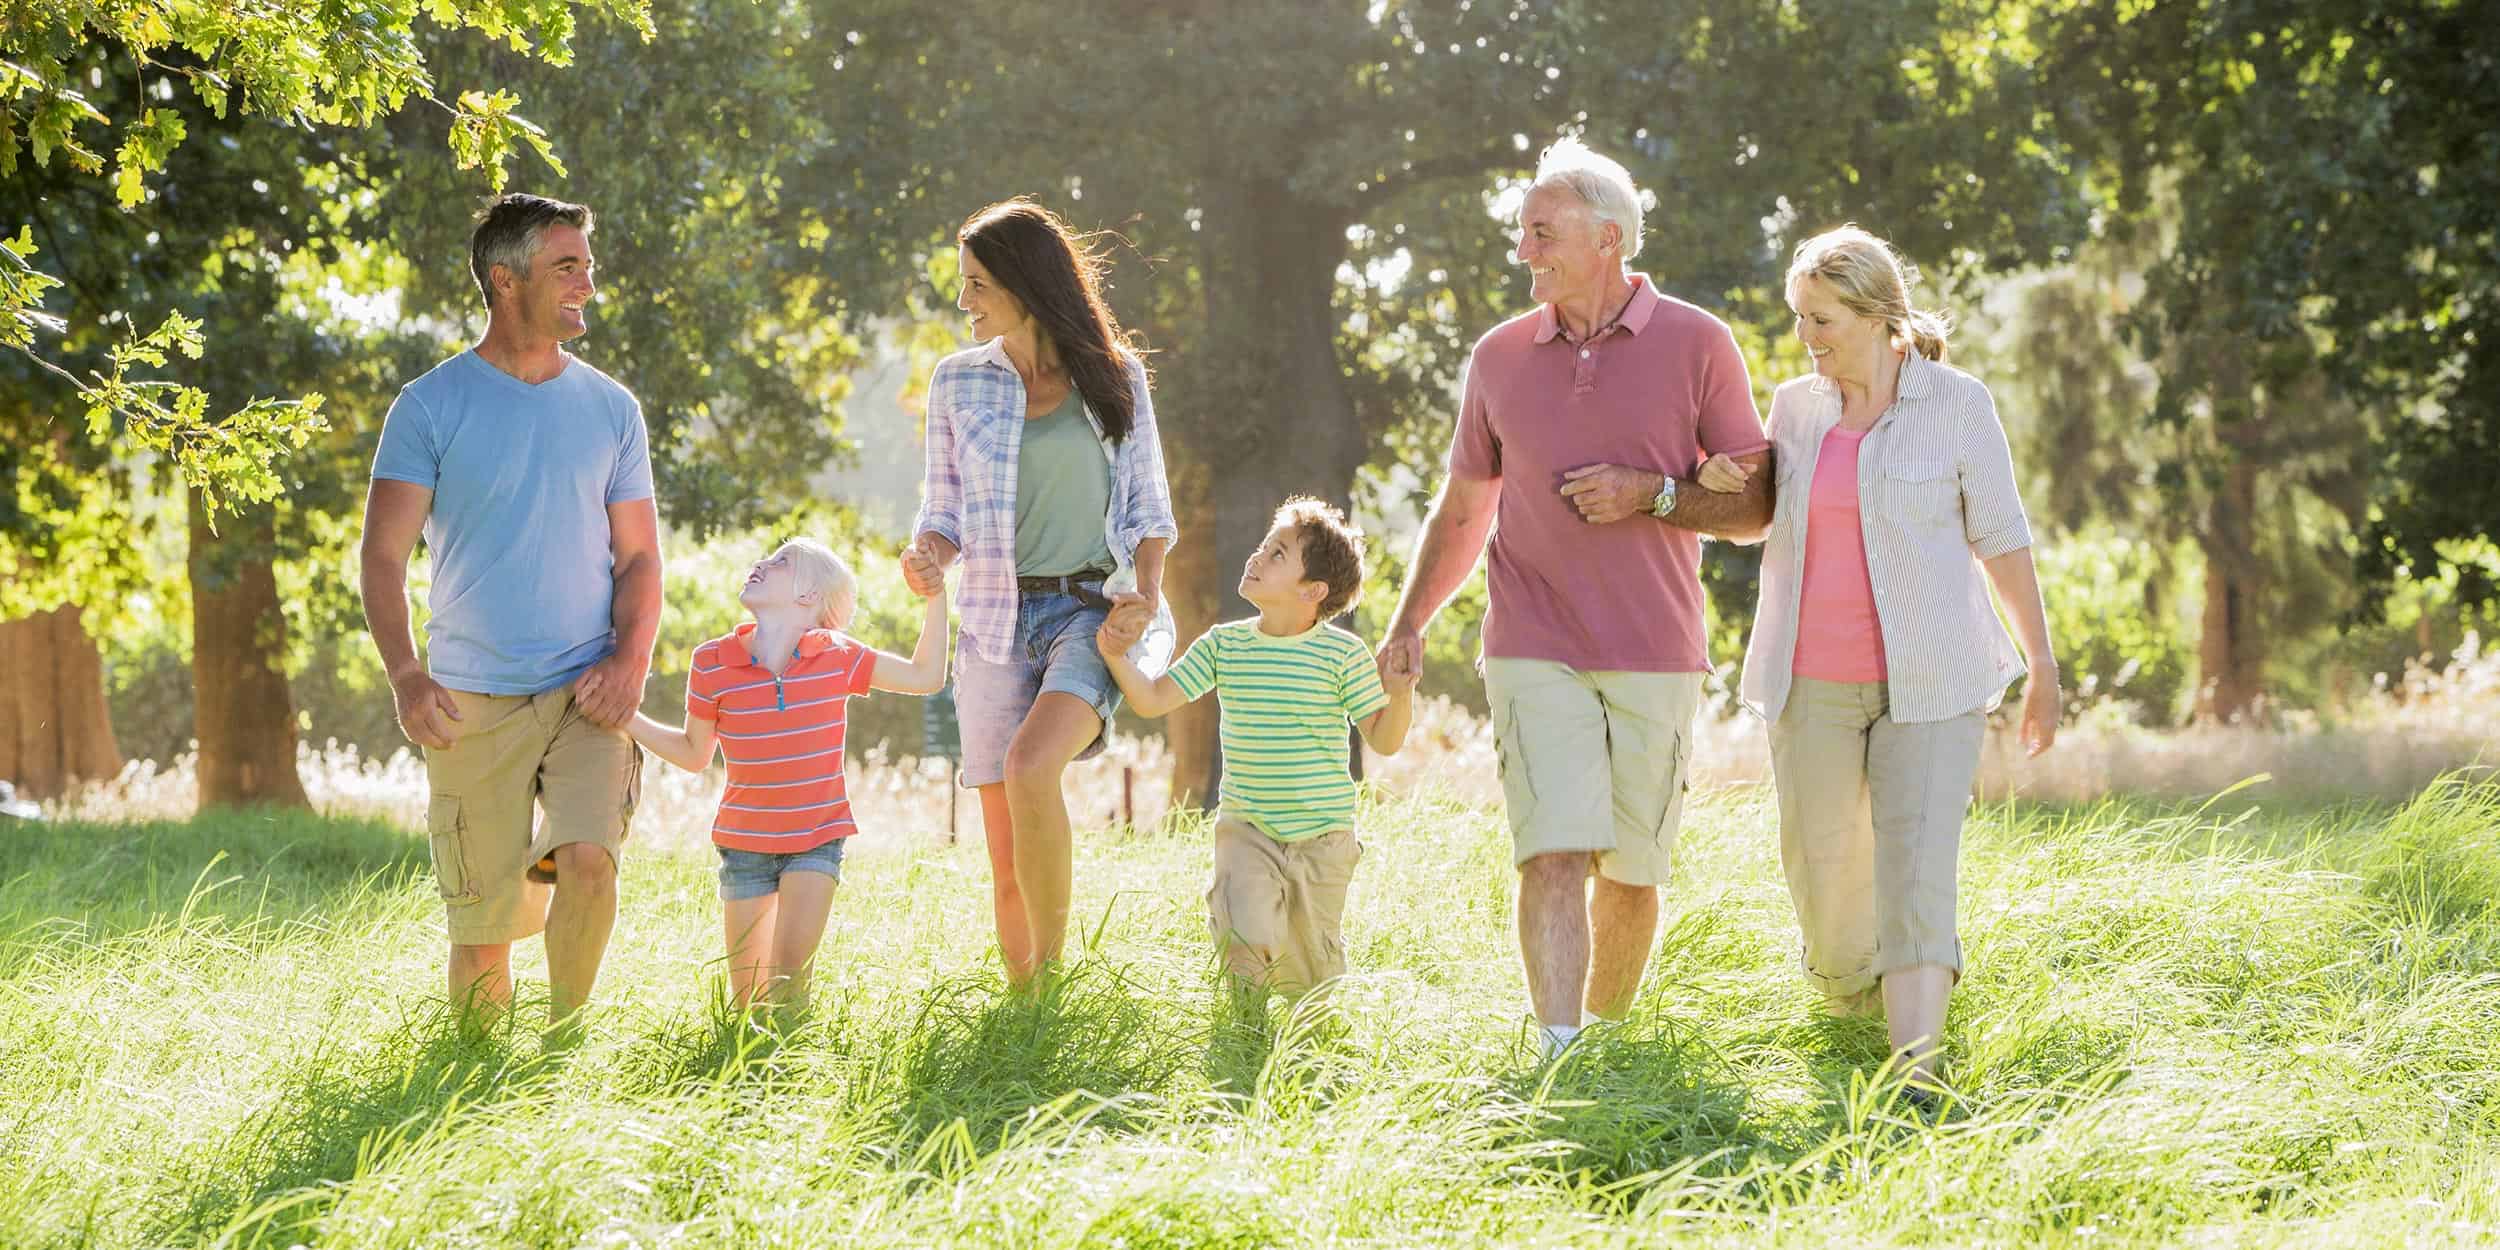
{"left": 1530, "top": 136, "right": 1644, "bottom": 261}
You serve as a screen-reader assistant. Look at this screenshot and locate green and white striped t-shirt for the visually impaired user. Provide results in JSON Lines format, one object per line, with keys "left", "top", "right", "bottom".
{"left": 1167, "top": 619, "right": 1390, "bottom": 842}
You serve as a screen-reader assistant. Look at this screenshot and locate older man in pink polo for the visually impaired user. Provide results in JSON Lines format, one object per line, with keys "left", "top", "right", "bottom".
{"left": 1379, "top": 137, "right": 1774, "bottom": 1061}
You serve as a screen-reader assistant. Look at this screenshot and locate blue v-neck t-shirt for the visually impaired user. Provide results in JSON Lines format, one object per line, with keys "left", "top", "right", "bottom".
{"left": 371, "top": 349, "right": 655, "bottom": 695}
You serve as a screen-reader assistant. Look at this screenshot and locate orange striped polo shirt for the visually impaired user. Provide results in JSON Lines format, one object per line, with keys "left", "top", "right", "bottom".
{"left": 686, "top": 623, "right": 877, "bottom": 852}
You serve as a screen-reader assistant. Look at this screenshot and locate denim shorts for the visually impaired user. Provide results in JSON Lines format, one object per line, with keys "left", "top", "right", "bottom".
{"left": 955, "top": 588, "right": 1122, "bottom": 787}
{"left": 716, "top": 839, "right": 847, "bottom": 902}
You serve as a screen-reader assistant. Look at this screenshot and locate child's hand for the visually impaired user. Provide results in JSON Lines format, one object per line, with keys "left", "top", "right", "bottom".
{"left": 900, "top": 544, "right": 944, "bottom": 598}
{"left": 1381, "top": 659, "right": 1422, "bottom": 696}
{"left": 1695, "top": 453, "right": 1753, "bottom": 494}
{"left": 1096, "top": 601, "right": 1150, "bottom": 657}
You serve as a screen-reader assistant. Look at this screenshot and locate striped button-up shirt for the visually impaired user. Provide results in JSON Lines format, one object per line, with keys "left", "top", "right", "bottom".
{"left": 910, "top": 339, "right": 1180, "bottom": 664}
{"left": 1740, "top": 353, "right": 2035, "bottom": 724}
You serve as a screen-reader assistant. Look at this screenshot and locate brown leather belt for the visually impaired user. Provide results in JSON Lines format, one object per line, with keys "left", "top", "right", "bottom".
{"left": 1015, "top": 572, "right": 1113, "bottom": 607}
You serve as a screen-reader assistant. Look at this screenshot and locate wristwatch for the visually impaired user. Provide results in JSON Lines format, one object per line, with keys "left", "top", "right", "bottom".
{"left": 1647, "top": 474, "right": 1677, "bottom": 518}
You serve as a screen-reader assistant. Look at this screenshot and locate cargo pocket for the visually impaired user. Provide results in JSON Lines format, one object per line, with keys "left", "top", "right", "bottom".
{"left": 618, "top": 743, "right": 645, "bottom": 843}
{"left": 1315, "top": 827, "right": 1363, "bottom": 877}
{"left": 1650, "top": 726, "right": 1696, "bottom": 873}
{"left": 427, "top": 794, "right": 480, "bottom": 906}
{"left": 1492, "top": 695, "right": 1539, "bottom": 824}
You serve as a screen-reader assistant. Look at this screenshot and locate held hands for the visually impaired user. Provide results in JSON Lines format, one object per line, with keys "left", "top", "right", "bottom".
{"left": 1378, "top": 652, "right": 1422, "bottom": 697}
{"left": 1559, "top": 463, "right": 1664, "bottom": 524}
{"left": 899, "top": 540, "right": 947, "bottom": 599}
{"left": 574, "top": 652, "right": 650, "bottom": 728}
{"left": 1374, "top": 624, "right": 1423, "bottom": 691}
{"left": 2019, "top": 667, "right": 2062, "bottom": 758}
{"left": 1096, "top": 593, "right": 1153, "bottom": 658}
{"left": 390, "top": 670, "right": 464, "bottom": 750}
{"left": 1695, "top": 453, "right": 1754, "bottom": 494}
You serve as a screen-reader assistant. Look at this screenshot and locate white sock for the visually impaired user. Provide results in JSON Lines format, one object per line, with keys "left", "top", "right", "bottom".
{"left": 1540, "top": 1023, "right": 1581, "bottom": 1060}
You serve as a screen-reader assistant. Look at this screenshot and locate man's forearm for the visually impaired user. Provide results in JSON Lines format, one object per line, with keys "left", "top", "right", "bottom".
{"left": 611, "top": 552, "right": 663, "bottom": 661}
{"left": 361, "top": 555, "right": 424, "bottom": 680}
{"left": 1654, "top": 452, "right": 1774, "bottom": 539}
{"left": 1393, "top": 508, "right": 1491, "bottom": 634}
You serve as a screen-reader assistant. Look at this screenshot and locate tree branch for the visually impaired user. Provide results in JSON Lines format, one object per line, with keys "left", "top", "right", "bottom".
{"left": 1355, "top": 141, "right": 1519, "bottom": 205}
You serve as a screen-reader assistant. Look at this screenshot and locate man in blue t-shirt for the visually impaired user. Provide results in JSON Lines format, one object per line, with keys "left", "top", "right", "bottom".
{"left": 360, "top": 193, "right": 662, "bottom": 1035}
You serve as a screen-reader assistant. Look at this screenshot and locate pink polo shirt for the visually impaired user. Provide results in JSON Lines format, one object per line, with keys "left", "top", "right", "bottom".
{"left": 1449, "top": 275, "right": 1769, "bottom": 672}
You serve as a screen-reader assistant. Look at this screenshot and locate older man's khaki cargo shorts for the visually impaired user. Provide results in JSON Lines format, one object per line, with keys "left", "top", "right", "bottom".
{"left": 1483, "top": 657, "right": 1701, "bottom": 887}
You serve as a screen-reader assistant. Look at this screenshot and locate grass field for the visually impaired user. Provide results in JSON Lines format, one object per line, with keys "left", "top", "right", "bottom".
{"left": 3, "top": 774, "right": 2497, "bottom": 1248}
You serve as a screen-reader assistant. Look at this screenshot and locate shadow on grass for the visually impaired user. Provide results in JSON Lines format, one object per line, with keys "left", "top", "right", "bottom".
{"left": 1198, "top": 974, "right": 1371, "bottom": 1121}
{"left": 0, "top": 808, "right": 427, "bottom": 948}
{"left": 878, "top": 959, "right": 1196, "bottom": 1168}
{"left": 610, "top": 983, "right": 854, "bottom": 1097}
{"left": 1497, "top": 1014, "right": 1762, "bottom": 1195}
{"left": 1497, "top": 971, "right": 2141, "bottom": 1214}
{"left": 151, "top": 1003, "right": 547, "bottom": 1247}
{"left": 1198, "top": 975, "right": 1275, "bottom": 1098}
{"left": 1082, "top": 1185, "right": 1294, "bottom": 1249}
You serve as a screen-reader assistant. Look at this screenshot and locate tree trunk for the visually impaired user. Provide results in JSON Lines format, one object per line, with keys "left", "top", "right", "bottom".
{"left": 0, "top": 606, "right": 125, "bottom": 799}
{"left": 189, "top": 498, "right": 310, "bottom": 810}
{"left": 1158, "top": 456, "right": 1225, "bottom": 810}
{"left": 1157, "top": 178, "right": 1367, "bottom": 807}
{"left": 2194, "top": 457, "right": 2266, "bottom": 723}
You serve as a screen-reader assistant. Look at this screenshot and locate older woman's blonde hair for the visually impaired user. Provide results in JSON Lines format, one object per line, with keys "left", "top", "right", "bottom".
{"left": 779, "top": 538, "right": 857, "bottom": 630}
{"left": 1787, "top": 225, "right": 1953, "bottom": 362}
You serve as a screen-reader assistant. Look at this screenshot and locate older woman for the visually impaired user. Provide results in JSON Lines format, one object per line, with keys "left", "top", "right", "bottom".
{"left": 902, "top": 198, "right": 1177, "bottom": 987}
{"left": 1701, "top": 225, "right": 2058, "bottom": 1102}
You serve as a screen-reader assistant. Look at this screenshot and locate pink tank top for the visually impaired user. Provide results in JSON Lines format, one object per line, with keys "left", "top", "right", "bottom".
{"left": 1791, "top": 426, "right": 1888, "bottom": 682}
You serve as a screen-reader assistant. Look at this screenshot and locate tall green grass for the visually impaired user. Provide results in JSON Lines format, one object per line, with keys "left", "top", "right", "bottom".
{"left": 2, "top": 777, "right": 2495, "bottom": 1248}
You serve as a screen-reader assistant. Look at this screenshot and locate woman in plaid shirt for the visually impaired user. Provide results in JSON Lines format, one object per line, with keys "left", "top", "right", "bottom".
{"left": 900, "top": 198, "right": 1178, "bottom": 987}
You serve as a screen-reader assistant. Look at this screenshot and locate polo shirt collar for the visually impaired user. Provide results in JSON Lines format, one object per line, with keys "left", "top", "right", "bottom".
{"left": 720, "top": 621, "right": 840, "bottom": 667}
{"left": 1532, "top": 273, "right": 1662, "bottom": 344}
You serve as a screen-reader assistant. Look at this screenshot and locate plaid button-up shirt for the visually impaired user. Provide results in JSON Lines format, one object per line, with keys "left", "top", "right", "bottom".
{"left": 911, "top": 339, "right": 1179, "bottom": 664}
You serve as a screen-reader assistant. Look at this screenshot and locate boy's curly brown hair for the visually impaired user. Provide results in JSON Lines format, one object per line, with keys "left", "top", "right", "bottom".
{"left": 1274, "top": 496, "right": 1368, "bottom": 620}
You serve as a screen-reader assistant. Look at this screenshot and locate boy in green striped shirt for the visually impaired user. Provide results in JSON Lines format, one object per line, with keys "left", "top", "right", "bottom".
{"left": 1098, "top": 497, "right": 1416, "bottom": 995}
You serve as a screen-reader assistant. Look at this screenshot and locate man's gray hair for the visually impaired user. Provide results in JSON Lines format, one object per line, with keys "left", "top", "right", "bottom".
{"left": 1530, "top": 136, "right": 1643, "bottom": 260}
{"left": 469, "top": 193, "right": 593, "bottom": 310}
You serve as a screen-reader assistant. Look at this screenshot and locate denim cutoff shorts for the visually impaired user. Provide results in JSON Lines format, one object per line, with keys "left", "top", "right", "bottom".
{"left": 717, "top": 838, "right": 847, "bottom": 902}
{"left": 955, "top": 588, "right": 1123, "bottom": 788}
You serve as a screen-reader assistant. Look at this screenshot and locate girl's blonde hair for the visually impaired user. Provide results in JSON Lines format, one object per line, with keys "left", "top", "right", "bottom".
{"left": 1787, "top": 224, "right": 1952, "bottom": 362}
{"left": 779, "top": 538, "right": 856, "bottom": 630}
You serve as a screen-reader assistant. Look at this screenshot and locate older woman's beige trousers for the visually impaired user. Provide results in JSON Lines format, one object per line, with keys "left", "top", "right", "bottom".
{"left": 1769, "top": 677, "right": 1985, "bottom": 1004}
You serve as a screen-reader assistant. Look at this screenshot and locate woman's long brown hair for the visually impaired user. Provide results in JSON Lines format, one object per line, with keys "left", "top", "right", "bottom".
{"left": 959, "top": 198, "right": 1143, "bottom": 442}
